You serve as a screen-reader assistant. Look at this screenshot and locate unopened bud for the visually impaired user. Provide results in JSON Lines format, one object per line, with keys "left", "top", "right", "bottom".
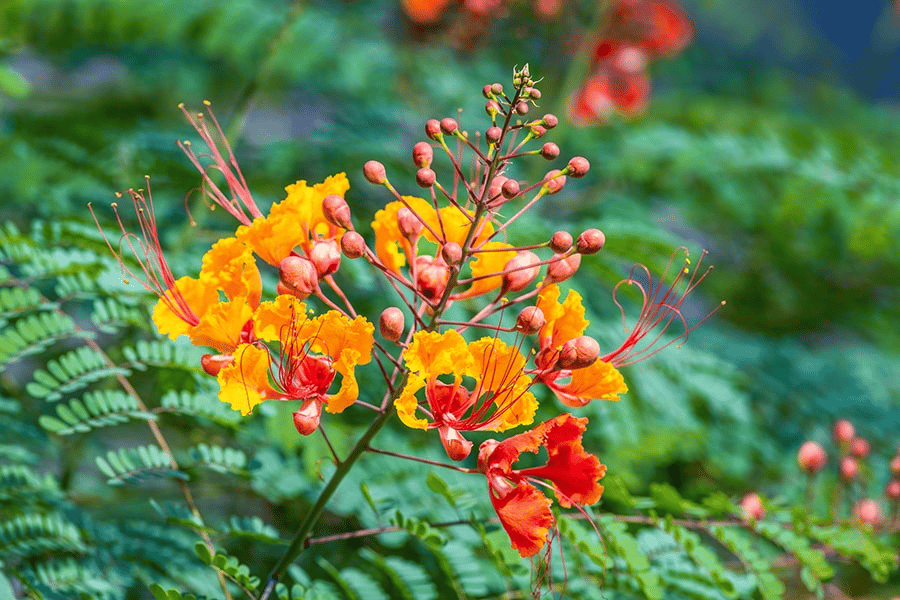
{"left": 515, "top": 306, "right": 545, "bottom": 335}
{"left": 840, "top": 457, "right": 859, "bottom": 481}
{"left": 515, "top": 101, "right": 529, "bottom": 115}
{"left": 310, "top": 239, "right": 341, "bottom": 277}
{"left": 425, "top": 119, "right": 442, "bottom": 140}
{"left": 363, "top": 160, "right": 387, "bottom": 184}
{"left": 279, "top": 255, "right": 318, "bottom": 299}
{"left": 441, "top": 242, "right": 462, "bottom": 265}
{"left": 833, "top": 419, "right": 854, "bottom": 444}
{"left": 576, "top": 229, "right": 605, "bottom": 254}
{"left": 543, "top": 169, "right": 566, "bottom": 194}
{"left": 439, "top": 425, "right": 473, "bottom": 461}
{"left": 567, "top": 156, "right": 590, "bottom": 178}
{"left": 850, "top": 437, "right": 871, "bottom": 459}
{"left": 502, "top": 251, "right": 540, "bottom": 292}
{"left": 490, "top": 83, "right": 503, "bottom": 95}
{"left": 558, "top": 336, "right": 600, "bottom": 370}
{"left": 542, "top": 114, "right": 558, "bottom": 128}
{"left": 379, "top": 307, "right": 405, "bottom": 341}
{"left": 397, "top": 207, "right": 424, "bottom": 239}
{"left": 292, "top": 399, "right": 322, "bottom": 436}
{"left": 413, "top": 142, "right": 434, "bottom": 168}
{"left": 487, "top": 175, "right": 508, "bottom": 201}
{"left": 525, "top": 87, "right": 542, "bottom": 100}
{"left": 890, "top": 455, "right": 900, "bottom": 478}
{"left": 415, "top": 256, "right": 451, "bottom": 301}
{"left": 340, "top": 231, "right": 366, "bottom": 258}
{"left": 482, "top": 84, "right": 493, "bottom": 98}
{"left": 440, "top": 118, "right": 458, "bottom": 135}
{"left": 885, "top": 479, "right": 900, "bottom": 500}
{"left": 416, "top": 168, "right": 436, "bottom": 188}
{"left": 854, "top": 499, "right": 883, "bottom": 527}
{"left": 322, "top": 194, "right": 352, "bottom": 229}
{"left": 501, "top": 179, "right": 520, "bottom": 199}
{"left": 530, "top": 125, "right": 547, "bottom": 139}
{"left": 201, "top": 353, "right": 234, "bottom": 377}
{"left": 797, "top": 441, "right": 827, "bottom": 473}
{"left": 541, "top": 142, "right": 560, "bottom": 160}
{"left": 485, "top": 100, "right": 501, "bottom": 117}
{"left": 486, "top": 126, "right": 502, "bottom": 144}
{"left": 477, "top": 438, "right": 500, "bottom": 473}
{"left": 550, "top": 231, "right": 573, "bottom": 253}
{"left": 545, "top": 253, "right": 581, "bottom": 284}
{"left": 740, "top": 493, "right": 765, "bottom": 521}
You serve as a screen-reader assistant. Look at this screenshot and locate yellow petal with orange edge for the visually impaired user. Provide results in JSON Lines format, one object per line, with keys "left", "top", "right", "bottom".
{"left": 555, "top": 360, "right": 627, "bottom": 407}
{"left": 152, "top": 276, "right": 218, "bottom": 340}
{"left": 187, "top": 298, "right": 254, "bottom": 353}
{"left": 309, "top": 312, "right": 374, "bottom": 366}
{"left": 467, "top": 338, "right": 537, "bottom": 431}
{"left": 403, "top": 329, "right": 472, "bottom": 377}
{"left": 371, "top": 197, "right": 435, "bottom": 273}
{"left": 395, "top": 373, "right": 429, "bottom": 429}
{"left": 466, "top": 241, "right": 517, "bottom": 297}
{"left": 217, "top": 344, "right": 273, "bottom": 415}
{"left": 252, "top": 295, "right": 311, "bottom": 343}
{"left": 200, "top": 237, "right": 262, "bottom": 308}
{"left": 537, "top": 285, "right": 588, "bottom": 348}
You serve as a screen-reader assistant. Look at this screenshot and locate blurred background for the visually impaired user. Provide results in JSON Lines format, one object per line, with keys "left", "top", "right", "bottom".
{"left": 1, "top": 0, "right": 899, "bottom": 597}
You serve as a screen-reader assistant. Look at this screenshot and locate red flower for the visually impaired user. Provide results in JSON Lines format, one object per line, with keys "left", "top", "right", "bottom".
{"left": 477, "top": 414, "right": 606, "bottom": 557}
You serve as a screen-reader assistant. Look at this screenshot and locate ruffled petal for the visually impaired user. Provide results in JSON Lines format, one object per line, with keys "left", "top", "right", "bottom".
{"left": 278, "top": 173, "right": 349, "bottom": 240}
{"left": 467, "top": 338, "right": 537, "bottom": 431}
{"left": 537, "top": 285, "right": 588, "bottom": 349}
{"left": 489, "top": 482, "right": 555, "bottom": 558}
{"left": 327, "top": 348, "right": 361, "bottom": 413}
{"left": 403, "top": 329, "right": 472, "bottom": 378}
{"left": 311, "top": 312, "right": 375, "bottom": 367}
{"left": 188, "top": 298, "right": 254, "bottom": 353}
{"left": 252, "top": 295, "right": 311, "bottom": 343}
{"left": 463, "top": 241, "right": 517, "bottom": 298}
{"left": 152, "top": 276, "right": 218, "bottom": 340}
{"left": 200, "top": 237, "right": 262, "bottom": 309}
{"left": 547, "top": 360, "right": 627, "bottom": 407}
{"left": 371, "top": 197, "right": 435, "bottom": 273}
{"left": 425, "top": 205, "right": 494, "bottom": 248}
{"left": 395, "top": 373, "right": 430, "bottom": 430}
{"left": 216, "top": 344, "right": 274, "bottom": 415}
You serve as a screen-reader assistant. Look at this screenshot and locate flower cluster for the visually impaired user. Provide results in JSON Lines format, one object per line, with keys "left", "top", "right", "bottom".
{"left": 93, "top": 67, "right": 718, "bottom": 559}
{"left": 570, "top": 0, "right": 693, "bottom": 125}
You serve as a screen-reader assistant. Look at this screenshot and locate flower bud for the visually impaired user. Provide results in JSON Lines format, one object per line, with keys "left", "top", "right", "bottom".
{"left": 797, "top": 441, "right": 827, "bottom": 473}
{"left": 425, "top": 119, "right": 442, "bottom": 140}
{"left": 542, "top": 114, "right": 558, "bottom": 128}
{"left": 487, "top": 175, "right": 508, "bottom": 201}
{"left": 740, "top": 493, "right": 765, "bottom": 521}
{"left": 485, "top": 126, "right": 502, "bottom": 144}
{"left": 416, "top": 168, "right": 436, "bottom": 188}
{"left": 543, "top": 170, "right": 566, "bottom": 194}
{"left": 567, "top": 156, "right": 590, "bottom": 178}
{"left": 292, "top": 399, "right": 322, "bottom": 436}
{"left": 439, "top": 425, "right": 473, "bottom": 461}
{"left": 441, "top": 242, "right": 462, "bottom": 265}
{"left": 415, "top": 256, "right": 451, "bottom": 301}
{"left": 201, "top": 353, "right": 234, "bottom": 377}
{"left": 379, "top": 307, "right": 405, "bottom": 341}
{"left": 340, "top": 231, "right": 366, "bottom": 259}
{"left": 490, "top": 82, "right": 503, "bottom": 95}
{"left": 885, "top": 479, "right": 900, "bottom": 500}
{"left": 485, "top": 100, "right": 501, "bottom": 117}
{"left": 530, "top": 125, "right": 546, "bottom": 139}
{"left": 541, "top": 142, "right": 560, "bottom": 160}
{"left": 440, "top": 118, "right": 458, "bottom": 135}
{"left": 515, "top": 306, "right": 544, "bottom": 335}
{"left": 502, "top": 251, "right": 540, "bottom": 292}
{"left": 279, "top": 255, "right": 318, "bottom": 299}
{"left": 501, "top": 178, "right": 520, "bottom": 199}
{"left": 482, "top": 84, "right": 494, "bottom": 98}
{"left": 890, "top": 455, "right": 900, "bottom": 478}
{"left": 576, "top": 229, "right": 605, "bottom": 254}
{"left": 545, "top": 253, "right": 581, "bottom": 284}
{"left": 558, "top": 336, "right": 600, "bottom": 370}
{"left": 413, "top": 142, "right": 433, "bottom": 168}
{"left": 854, "top": 499, "right": 883, "bottom": 527}
{"left": 397, "top": 207, "right": 424, "bottom": 239}
{"left": 515, "top": 101, "right": 529, "bottom": 115}
{"left": 322, "top": 194, "right": 352, "bottom": 229}
{"left": 525, "top": 87, "right": 542, "bottom": 100}
{"left": 363, "top": 160, "right": 387, "bottom": 184}
{"left": 833, "top": 419, "right": 854, "bottom": 444}
{"left": 310, "top": 239, "right": 341, "bottom": 277}
{"left": 477, "top": 439, "right": 500, "bottom": 473}
{"left": 550, "top": 231, "right": 573, "bottom": 253}
{"left": 850, "top": 437, "right": 871, "bottom": 459}
{"left": 840, "top": 457, "right": 859, "bottom": 481}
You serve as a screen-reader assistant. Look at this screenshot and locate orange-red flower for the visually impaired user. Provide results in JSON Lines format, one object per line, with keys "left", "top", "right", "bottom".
{"left": 477, "top": 414, "right": 606, "bottom": 557}
{"left": 396, "top": 329, "right": 537, "bottom": 460}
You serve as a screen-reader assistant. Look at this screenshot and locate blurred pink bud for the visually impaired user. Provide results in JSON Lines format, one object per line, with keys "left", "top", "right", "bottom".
{"left": 310, "top": 239, "right": 341, "bottom": 277}
{"left": 545, "top": 254, "right": 581, "bottom": 284}
{"left": 541, "top": 142, "right": 560, "bottom": 160}
{"left": 567, "top": 157, "right": 590, "bottom": 178}
{"left": 340, "top": 231, "right": 366, "bottom": 259}
{"left": 416, "top": 168, "right": 436, "bottom": 188}
{"left": 885, "top": 479, "right": 900, "bottom": 500}
{"left": 576, "top": 229, "right": 605, "bottom": 254}
{"left": 441, "top": 242, "right": 462, "bottom": 265}
{"left": 840, "top": 457, "right": 859, "bottom": 482}
{"left": 279, "top": 255, "right": 318, "bottom": 299}
{"left": 833, "top": 419, "right": 854, "bottom": 444}
{"left": 543, "top": 169, "right": 566, "bottom": 194}
{"left": 558, "top": 336, "right": 600, "bottom": 370}
{"left": 322, "top": 194, "right": 351, "bottom": 229}
{"left": 292, "top": 400, "right": 322, "bottom": 436}
{"left": 379, "top": 307, "right": 405, "bottom": 342}
{"left": 854, "top": 499, "right": 883, "bottom": 527}
{"left": 363, "top": 160, "right": 387, "bottom": 184}
{"left": 397, "top": 207, "right": 424, "bottom": 239}
{"left": 490, "top": 83, "right": 503, "bottom": 95}
{"left": 201, "top": 353, "right": 233, "bottom": 377}
{"left": 425, "top": 119, "right": 442, "bottom": 140}
{"left": 890, "top": 455, "right": 900, "bottom": 478}
{"left": 850, "top": 437, "right": 870, "bottom": 459}
{"left": 550, "top": 231, "right": 573, "bottom": 253}
{"left": 413, "top": 141, "right": 433, "bottom": 168}
{"left": 740, "top": 493, "right": 765, "bottom": 520}
{"left": 502, "top": 251, "right": 541, "bottom": 292}
{"left": 440, "top": 118, "right": 458, "bottom": 135}
{"left": 525, "top": 87, "right": 541, "bottom": 100}
{"left": 439, "top": 425, "right": 473, "bottom": 461}
{"left": 797, "top": 441, "right": 827, "bottom": 473}
{"left": 515, "top": 306, "right": 545, "bottom": 335}
{"left": 415, "top": 256, "right": 451, "bottom": 301}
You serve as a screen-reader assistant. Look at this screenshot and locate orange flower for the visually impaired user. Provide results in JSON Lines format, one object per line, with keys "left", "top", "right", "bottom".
{"left": 477, "top": 414, "right": 606, "bottom": 557}
{"left": 396, "top": 330, "right": 537, "bottom": 460}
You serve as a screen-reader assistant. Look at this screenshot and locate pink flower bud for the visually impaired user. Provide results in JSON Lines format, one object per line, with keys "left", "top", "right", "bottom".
{"left": 279, "top": 255, "right": 318, "bottom": 299}
{"left": 439, "top": 425, "right": 473, "bottom": 461}
{"left": 482, "top": 84, "right": 493, "bottom": 98}
{"left": 515, "top": 101, "right": 529, "bottom": 115}
{"left": 415, "top": 256, "right": 451, "bottom": 301}
{"left": 885, "top": 479, "right": 900, "bottom": 500}
{"left": 567, "top": 157, "right": 590, "bottom": 178}
{"left": 340, "top": 231, "right": 366, "bottom": 259}
{"left": 558, "top": 336, "right": 600, "bottom": 370}
{"left": 397, "top": 207, "right": 424, "bottom": 239}
{"left": 833, "top": 419, "right": 854, "bottom": 444}
{"left": 310, "top": 239, "right": 341, "bottom": 277}
{"left": 797, "top": 441, "right": 827, "bottom": 473}
{"left": 485, "top": 100, "right": 501, "bottom": 117}
{"left": 530, "top": 125, "right": 547, "bottom": 139}
{"left": 425, "top": 119, "right": 442, "bottom": 140}
{"left": 322, "top": 194, "right": 352, "bottom": 229}
{"left": 292, "top": 399, "right": 322, "bottom": 436}
{"left": 201, "top": 353, "right": 234, "bottom": 377}
{"left": 576, "top": 229, "right": 605, "bottom": 254}
{"left": 542, "top": 114, "right": 558, "bottom": 128}
{"left": 890, "top": 455, "right": 900, "bottom": 478}
{"left": 545, "top": 253, "right": 581, "bottom": 284}
{"left": 490, "top": 83, "right": 503, "bottom": 95}
{"left": 413, "top": 141, "right": 433, "bottom": 168}
{"left": 850, "top": 437, "right": 870, "bottom": 459}
{"left": 524, "top": 87, "right": 541, "bottom": 100}
{"left": 541, "top": 142, "right": 560, "bottom": 160}
{"left": 543, "top": 169, "right": 566, "bottom": 194}
{"left": 486, "top": 126, "right": 502, "bottom": 144}
{"left": 440, "top": 118, "right": 458, "bottom": 135}
{"left": 740, "top": 493, "right": 765, "bottom": 520}
{"left": 854, "top": 499, "right": 883, "bottom": 527}
{"left": 501, "top": 178, "right": 520, "bottom": 199}
{"left": 550, "top": 231, "right": 573, "bottom": 253}
{"left": 502, "top": 251, "right": 540, "bottom": 292}
{"left": 487, "top": 175, "right": 508, "bottom": 201}
{"left": 441, "top": 242, "right": 462, "bottom": 265}
{"left": 363, "top": 160, "right": 387, "bottom": 184}
{"left": 416, "top": 168, "right": 436, "bottom": 188}
{"left": 840, "top": 457, "right": 859, "bottom": 481}
{"left": 379, "top": 307, "right": 405, "bottom": 341}
{"left": 515, "top": 306, "right": 544, "bottom": 335}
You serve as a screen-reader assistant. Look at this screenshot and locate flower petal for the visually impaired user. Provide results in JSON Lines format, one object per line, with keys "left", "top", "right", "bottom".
{"left": 403, "top": 329, "right": 472, "bottom": 377}
{"left": 188, "top": 298, "right": 254, "bottom": 353}
{"left": 200, "top": 237, "right": 262, "bottom": 308}
{"left": 217, "top": 344, "right": 274, "bottom": 415}
{"left": 252, "top": 295, "right": 311, "bottom": 343}
{"left": 151, "top": 276, "right": 218, "bottom": 340}
{"left": 537, "top": 285, "right": 588, "bottom": 349}
{"left": 467, "top": 338, "right": 537, "bottom": 431}
{"left": 395, "top": 373, "right": 430, "bottom": 430}
{"left": 547, "top": 360, "right": 627, "bottom": 407}
{"left": 371, "top": 197, "right": 435, "bottom": 273}
{"left": 490, "top": 482, "right": 555, "bottom": 558}
{"left": 463, "top": 241, "right": 517, "bottom": 298}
